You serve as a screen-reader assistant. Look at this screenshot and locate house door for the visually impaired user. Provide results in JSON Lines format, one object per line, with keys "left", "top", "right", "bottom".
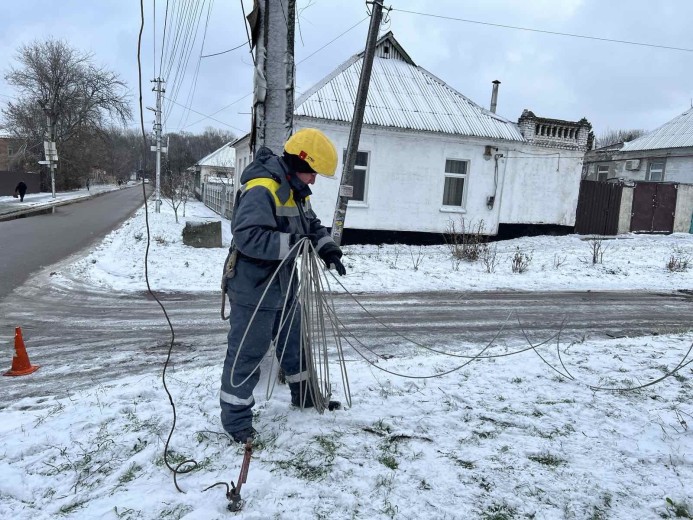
{"left": 630, "top": 182, "right": 678, "bottom": 233}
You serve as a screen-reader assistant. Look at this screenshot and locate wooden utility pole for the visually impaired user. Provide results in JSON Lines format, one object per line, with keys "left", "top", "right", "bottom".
{"left": 330, "top": 0, "right": 384, "bottom": 245}
{"left": 250, "top": 0, "right": 296, "bottom": 156}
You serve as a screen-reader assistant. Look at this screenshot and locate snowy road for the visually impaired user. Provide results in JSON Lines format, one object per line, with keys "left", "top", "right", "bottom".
{"left": 1, "top": 272, "right": 692, "bottom": 407}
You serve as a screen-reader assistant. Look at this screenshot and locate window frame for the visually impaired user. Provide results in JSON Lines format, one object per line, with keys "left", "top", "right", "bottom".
{"left": 646, "top": 159, "right": 666, "bottom": 182}
{"left": 441, "top": 158, "right": 470, "bottom": 210}
{"left": 596, "top": 164, "right": 610, "bottom": 181}
{"left": 342, "top": 149, "right": 370, "bottom": 205}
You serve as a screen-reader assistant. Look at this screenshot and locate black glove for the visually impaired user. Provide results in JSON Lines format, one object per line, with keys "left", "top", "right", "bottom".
{"left": 323, "top": 252, "right": 346, "bottom": 276}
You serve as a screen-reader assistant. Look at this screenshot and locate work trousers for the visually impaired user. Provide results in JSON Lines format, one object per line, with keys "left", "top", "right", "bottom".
{"left": 220, "top": 301, "right": 309, "bottom": 435}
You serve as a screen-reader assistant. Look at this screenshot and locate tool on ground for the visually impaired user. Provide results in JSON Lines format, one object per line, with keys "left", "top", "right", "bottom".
{"left": 202, "top": 438, "right": 253, "bottom": 512}
{"left": 227, "top": 438, "right": 253, "bottom": 512}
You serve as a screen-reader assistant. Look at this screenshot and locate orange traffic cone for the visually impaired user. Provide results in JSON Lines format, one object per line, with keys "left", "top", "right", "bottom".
{"left": 4, "top": 327, "right": 40, "bottom": 377}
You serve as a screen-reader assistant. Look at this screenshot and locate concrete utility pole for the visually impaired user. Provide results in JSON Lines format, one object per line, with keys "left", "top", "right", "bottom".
{"left": 151, "top": 78, "right": 166, "bottom": 212}
{"left": 250, "top": 0, "right": 296, "bottom": 156}
{"left": 330, "top": 0, "right": 384, "bottom": 245}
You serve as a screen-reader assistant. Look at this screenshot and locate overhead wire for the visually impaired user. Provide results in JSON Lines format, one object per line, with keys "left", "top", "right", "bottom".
{"left": 164, "top": 0, "right": 207, "bottom": 124}
{"left": 178, "top": 0, "right": 214, "bottom": 129}
{"left": 159, "top": 0, "right": 170, "bottom": 76}
{"left": 164, "top": 95, "right": 247, "bottom": 133}
{"left": 137, "top": 0, "right": 199, "bottom": 493}
{"left": 393, "top": 8, "right": 693, "bottom": 53}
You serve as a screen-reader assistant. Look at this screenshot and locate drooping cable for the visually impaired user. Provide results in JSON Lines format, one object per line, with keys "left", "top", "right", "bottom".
{"left": 137, "top": 0, "right": 198, "bottom": 493}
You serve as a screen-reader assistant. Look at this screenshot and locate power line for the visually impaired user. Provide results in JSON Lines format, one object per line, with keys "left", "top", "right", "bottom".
{"left": 393, "top": 8, "right": 693, "bottom": 53}
{"left": 177, "top": 92, "right": 252, "bottom": 131}
{"left": 178, "top": 15, "right": 368, "bottom": 131}
{"left": 163, "top": 95, "right": 247, "bottom": 132}
{"left": 297, "top": 16, "right": 369, "bottom": 65}
{"left": 159, "top": 0, "right": 170, "bottom": 76}
{"left": 201, "top": 41, "right": 247, "bottom": 58}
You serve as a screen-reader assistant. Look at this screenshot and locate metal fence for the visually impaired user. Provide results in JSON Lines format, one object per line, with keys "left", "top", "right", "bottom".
{"left": 574, "top": 180, "right": 623, "bottom": 235}
{"left": 203, "top": 181, "right": 234, "bottom": 220}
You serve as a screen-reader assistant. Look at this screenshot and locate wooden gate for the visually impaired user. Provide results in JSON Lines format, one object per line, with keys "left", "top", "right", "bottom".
{"left": 630, "top": 182, "right": 677, "bottom": 233}
{"left": 574, "top": 180, "right": 623, "bottom": 235}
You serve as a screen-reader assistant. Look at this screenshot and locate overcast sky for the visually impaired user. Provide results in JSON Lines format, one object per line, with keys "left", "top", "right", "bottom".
{"left": 2, "top": 0, "right": 692, "bottom": 141}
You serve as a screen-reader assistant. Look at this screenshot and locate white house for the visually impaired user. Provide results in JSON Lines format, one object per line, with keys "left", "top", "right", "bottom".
{"left": 192, "top": 141, "right": 236, "bottom": 199}
{"left": 584, "top": 107, "right": 693, "bottom": 184}
{"left": 234, "top": 32, "right": 592, "bottom": 240}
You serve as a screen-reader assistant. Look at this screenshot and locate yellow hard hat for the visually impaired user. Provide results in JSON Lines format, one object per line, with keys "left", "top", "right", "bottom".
{"left": 284, "top": 128, "right": 338, "bottom": 177}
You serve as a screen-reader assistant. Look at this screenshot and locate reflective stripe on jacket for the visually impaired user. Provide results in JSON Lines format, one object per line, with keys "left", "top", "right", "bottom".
{"left": 226, "top": 147, "right": 338, "bottom": 309}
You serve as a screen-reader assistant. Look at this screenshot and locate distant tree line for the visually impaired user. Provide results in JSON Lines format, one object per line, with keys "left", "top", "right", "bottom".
{"left": 596, "top": 128, "right": 646, "bottom": 149}
{"left": 1, "top": 38, "right": 235, "bottom": 191}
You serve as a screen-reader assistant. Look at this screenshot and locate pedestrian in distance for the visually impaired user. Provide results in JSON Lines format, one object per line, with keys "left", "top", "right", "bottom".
{"left": 220, "top": 128, "right": 346, "bottom": 444}
{"left": 86, "top": 178, "right": 90, "bottom": 192}
{"left": 14, "top": 181, "right": 27, "bottom": 202}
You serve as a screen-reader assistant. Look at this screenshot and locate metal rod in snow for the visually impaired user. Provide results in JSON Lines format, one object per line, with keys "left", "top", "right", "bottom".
{"left": 330, "top": 0, "right": 384, "bottom": 246}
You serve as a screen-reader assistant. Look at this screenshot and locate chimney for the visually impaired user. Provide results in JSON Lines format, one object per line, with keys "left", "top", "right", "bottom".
{"left": 490, "top": 80, "right": 501, "bottom": 113}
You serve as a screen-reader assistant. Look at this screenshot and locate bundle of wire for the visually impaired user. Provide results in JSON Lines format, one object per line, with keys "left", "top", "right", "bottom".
{"left": 227, "top": 237, "right": 352, "bottom": 413}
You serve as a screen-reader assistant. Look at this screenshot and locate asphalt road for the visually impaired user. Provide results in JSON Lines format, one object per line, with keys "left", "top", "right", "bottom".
{"left": 1, "top": 269, "right": 691, "bottom": 406}
{"left": 0, "top": 186, "right": 148, "bottom": 299}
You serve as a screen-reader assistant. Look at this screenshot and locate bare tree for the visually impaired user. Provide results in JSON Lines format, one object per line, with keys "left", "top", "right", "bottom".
{"left": 2, "top": 39, "right": 132, "bottom": 189}
{"left": 596, "top": 128, "right": 646, "bottom": 149}
{"left": 161, "top": 169, "right": 192, "bottom": 223}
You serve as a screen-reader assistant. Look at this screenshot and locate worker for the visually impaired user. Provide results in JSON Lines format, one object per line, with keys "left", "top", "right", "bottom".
{"left": 220, "top": 128, "right": 346, "bottom": 443}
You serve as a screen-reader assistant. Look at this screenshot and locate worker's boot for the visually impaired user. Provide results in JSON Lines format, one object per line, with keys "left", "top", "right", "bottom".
{"left": 230, "top": 426, "right": 257, "bottom": 444}
{"left": 289, "top": 382, "right": 341, "bottom": 410}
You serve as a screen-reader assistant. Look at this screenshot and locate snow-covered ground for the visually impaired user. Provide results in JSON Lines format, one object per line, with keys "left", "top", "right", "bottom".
{"left": 66, "top": 199, "right": 693, "bottom": 294}
{"left": 1, "top": 200, "right": 692, "bottom": 519}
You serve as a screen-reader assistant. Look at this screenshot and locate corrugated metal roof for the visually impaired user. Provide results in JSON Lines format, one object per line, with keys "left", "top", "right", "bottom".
{"left": 295, "top": 33, "right": 524, "bottom": 141}
{"left": 197, "top": 142, "right": 236, "bottom": 167}
{"left": 621, "top": 107, "right": 693, "bottom": 151}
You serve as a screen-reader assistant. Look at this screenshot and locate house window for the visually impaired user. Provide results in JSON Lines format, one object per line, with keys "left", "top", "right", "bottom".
{"left": 342, "top": 150, "right": 369, "bottom": 202}
{"left": 8, "top": 146, "right": 14, "bottom": 156}
{"left": 442, "top": 159, "right": 468, "bottom": 207}
{"left": 647, "top": 160, "right": 665, "bottom": 181}
{"left": 597, "top": 164, "right": 610, "bottom": 181}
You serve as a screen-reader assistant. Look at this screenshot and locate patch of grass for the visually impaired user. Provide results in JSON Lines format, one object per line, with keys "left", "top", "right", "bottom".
{"left": 378, "top": 453, "right": 398, "bottom": 470}
{"left": 114, "top": 506, "right": 143, "bottom": 519}
{"left": 663, "top": 497, "right": 692, "bottom": 518}
{"left": 158, "top": 504, "right": 193, "bottom": 519}
{"left": 59, "top": 500, "right": 87, "bottom": 515}
{"left": 528, "top": 452, "right": 566, "bottom": 467}
{"left": 118, "top": 462, "right": 141, "bottom": 484}
{"left": 418, "top": 479, "right": 432, "bottom": 490}
{"left": 589, "top": 492, "right": 612, "bottom": 520}
{"left": 155, "top": 450, "right": 189, "bottom": 468}
{"left": 473, "top": 429, "right": 498, "bottom": 440}
{"left": 272, "top": 435, "right": 340, "bottom": 481}
{"left": 479, "top": 416, "right": 516, "bottom": 428}
{"left": 381, "top": 499, "right": 398, "bottom": 519}
{"left": 480, "top": 502, "right": 517, "bottom": 520}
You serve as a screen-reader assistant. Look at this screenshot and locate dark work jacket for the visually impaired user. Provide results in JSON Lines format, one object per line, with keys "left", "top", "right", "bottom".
{"left": 226, "top": 147, "right": 340, "bottom": 309}
{"left": 15, "top": 182, "right": 27, "bottom": 195}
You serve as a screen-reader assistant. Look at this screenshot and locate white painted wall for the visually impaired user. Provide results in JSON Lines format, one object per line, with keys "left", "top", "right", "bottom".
{"left": 674, "top": 184, "right": 693, "bottom": 233}
{"left": 296, "top": 119, "right": 584, "bottom": 235}
{"left": 664, "top": 156, "right": 693, "bottom": 184}
{"left": 497, "top": 146, "right": 584, "bottom": 226}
